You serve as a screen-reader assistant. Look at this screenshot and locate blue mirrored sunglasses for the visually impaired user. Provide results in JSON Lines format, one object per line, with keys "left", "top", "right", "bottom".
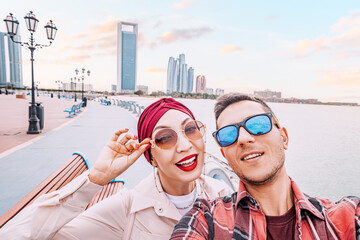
{"left": 212, "top": 113, "right": 278, "bottom": 147}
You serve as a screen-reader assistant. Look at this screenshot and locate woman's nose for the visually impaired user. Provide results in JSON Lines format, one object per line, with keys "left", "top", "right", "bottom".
{"left": 176, "top": 132, "right": 192, "bottom": 152}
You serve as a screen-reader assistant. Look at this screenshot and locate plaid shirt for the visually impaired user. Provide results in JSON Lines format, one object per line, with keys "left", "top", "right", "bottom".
{"left": 171, "top": 179, "right": 360, "bottom": 240}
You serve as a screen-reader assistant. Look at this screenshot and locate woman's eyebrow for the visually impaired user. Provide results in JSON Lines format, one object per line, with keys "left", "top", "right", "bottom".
{"left": 152, "top": 118, "right": 192, "bottom": 132}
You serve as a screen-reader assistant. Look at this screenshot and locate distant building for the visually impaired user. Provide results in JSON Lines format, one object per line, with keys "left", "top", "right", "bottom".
{"left": 136, "top": 85, "right": 148, "bottom": 94}
{"left": 117, "top": 22, "right": 138, "bottom": 93}
{"left": 215, "top": 88, "right": 224, "bottom": 95}
{"left": 111, "top": 84, "right": 117, "bottom": 92}
{"left": 167, "top": 54, "right": 194, "bottom": 93}
{"left": 254, "top": 89, "right": 281, "bottom": 99}
{"left": 188, "top": 67, "right": 194, "bottom": 93}
{"left": 196, "top": 75, "right": 206, "bottom": 94}
{"left": 0, "top": 32, "right": 23, "bottom": 88}
{"left": 206, "top": 88, "right": 213, "bottom": 95}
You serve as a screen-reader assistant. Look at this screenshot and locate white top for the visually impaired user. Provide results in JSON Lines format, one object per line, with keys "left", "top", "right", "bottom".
{"left": 165, "top": 180, "right": 201, "bottom": 216}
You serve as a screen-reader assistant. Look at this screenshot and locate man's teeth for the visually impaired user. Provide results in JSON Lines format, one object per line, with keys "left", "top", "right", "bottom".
{"left": 243, "top": 153, "right": 262, "bottom": 160}
{"left": 177, "top": 157, "right": 196, "bottom": 167}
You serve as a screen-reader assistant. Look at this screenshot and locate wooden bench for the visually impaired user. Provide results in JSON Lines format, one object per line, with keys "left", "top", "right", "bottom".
{"left": 0, "top": 153, "right": 124, "bottom": 228}
{"left": 64, "top": 104, "right": 78, "bottom": 118}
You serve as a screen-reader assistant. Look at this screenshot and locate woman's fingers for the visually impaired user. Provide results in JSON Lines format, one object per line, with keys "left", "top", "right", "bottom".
{"left": 127, "top": 143, "right": 151, "bottom": 164}
{"left": 118, "top": 132, "right": 137, "bottom": 145}
{"left": 124, "top": 141, "right": 140, "bottom": 152}
{"left": 110, "top": 128, "right": 129, "bottom": 142}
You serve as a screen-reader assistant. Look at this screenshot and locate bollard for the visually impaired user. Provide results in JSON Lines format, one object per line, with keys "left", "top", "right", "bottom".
{"left": 133, "top": 104, "right": 138, "bottom": 114}
{"left": 129, "top": 102, "right": 133, "bottom": 111}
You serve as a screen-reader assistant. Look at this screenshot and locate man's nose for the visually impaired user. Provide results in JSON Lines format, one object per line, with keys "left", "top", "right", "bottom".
{"left": 236, "top": 127, "right": 255, "bottom": 145}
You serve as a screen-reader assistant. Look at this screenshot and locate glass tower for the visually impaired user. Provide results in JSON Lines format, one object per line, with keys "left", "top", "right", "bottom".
{"left": 0, "top": 32, "right": 23, "bottom": 88}
{"left": 117, "top": 22, "right": 138, "bottom": 93}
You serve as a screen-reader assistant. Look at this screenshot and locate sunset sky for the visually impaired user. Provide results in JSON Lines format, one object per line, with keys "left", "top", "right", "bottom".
{"left": 1, "top": 0, "right": 360, "bottom": 103}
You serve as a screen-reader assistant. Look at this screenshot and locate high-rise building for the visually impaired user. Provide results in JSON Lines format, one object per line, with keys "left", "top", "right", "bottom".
{"left": 196, "top": 75, "right": 206, "bottom": 94}
{"left": 0, "top": 32, "right": 23, "bottom": 88}
{"left": 117, "top": 22, "right": 138, "bottom": 93}
{"left": 187, "top": 67, "right": 194, "bottom": 93}
{"left": 167, "top": 54, "right": 194, "bottom": 93}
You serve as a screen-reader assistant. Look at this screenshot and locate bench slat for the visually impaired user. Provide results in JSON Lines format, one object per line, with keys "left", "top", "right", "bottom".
{"left": 0, "top": 153, "right": 124, "bottom": 228}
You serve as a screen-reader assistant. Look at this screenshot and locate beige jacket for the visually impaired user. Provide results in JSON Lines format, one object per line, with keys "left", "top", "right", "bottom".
{"left": 0, "top": 171, "right": 227, "bottom": 240}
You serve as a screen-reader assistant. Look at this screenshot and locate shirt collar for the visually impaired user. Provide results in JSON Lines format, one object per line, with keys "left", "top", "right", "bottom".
{"left": 236, "top": 177, "right": 324, "bottom": 220}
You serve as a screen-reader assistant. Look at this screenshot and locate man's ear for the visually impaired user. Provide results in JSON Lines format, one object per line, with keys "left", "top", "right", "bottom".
{"left": 220, "top": 148, "right": 225, "bottom": 158}
{"left": 280, "top": 127, "right": 289, "bottom": 150}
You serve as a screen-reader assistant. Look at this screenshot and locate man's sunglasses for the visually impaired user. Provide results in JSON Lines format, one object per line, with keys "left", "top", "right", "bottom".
{"left": 150, "top": 120, "right": 205, "bottom": 149}
{"left": 212, "top": 113, "right": 279, "bottom": 147}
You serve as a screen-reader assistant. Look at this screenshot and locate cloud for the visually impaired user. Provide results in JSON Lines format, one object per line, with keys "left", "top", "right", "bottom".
{"left": 220, "top": 45, "right": 242, "bottom": 54}
{"left": 173, "top": 0, "right": 197, "bottom": 10}
{"left": 157, "top": 27, "right": 213, "bottom": 44}
{"left": 314, "top": 68, "right": 360, "bottom": 87}
{"left": 294, "top": 11, "right": 360, "bottom": 57}
{"left": 144, "top": 67, "right": 166, "bottom": 73}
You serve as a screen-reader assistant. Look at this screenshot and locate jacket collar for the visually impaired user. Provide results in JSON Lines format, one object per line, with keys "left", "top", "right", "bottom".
{"left": 130, "top": 171, "right": 228, "bottom": 221}
{"left": 236, "top": 177, "right": 324, "bottom": 220}
{"left": 131, "top": 172, "right": 181, "bottom": 221}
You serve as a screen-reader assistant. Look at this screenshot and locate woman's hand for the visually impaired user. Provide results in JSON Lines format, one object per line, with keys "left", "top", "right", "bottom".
{"left": 88, "top": 129, "right": 150, "bottom": 186}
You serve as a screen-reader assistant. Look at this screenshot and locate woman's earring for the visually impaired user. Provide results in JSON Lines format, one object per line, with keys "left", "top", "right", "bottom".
{"left": 153, "top": 164, "right": 163, "bottom": 193}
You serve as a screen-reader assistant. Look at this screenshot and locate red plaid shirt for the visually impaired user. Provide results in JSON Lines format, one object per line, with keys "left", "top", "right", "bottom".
{"left": 171, "top": 179, "right": 360, "bottom": 239}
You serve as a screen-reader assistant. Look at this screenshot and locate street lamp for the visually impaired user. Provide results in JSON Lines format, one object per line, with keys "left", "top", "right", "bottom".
{"left": 55, "top": 80, "right": 62, "bottom": 99}
{"left": 4, "top": 11, "right": 58, "bottom": 134}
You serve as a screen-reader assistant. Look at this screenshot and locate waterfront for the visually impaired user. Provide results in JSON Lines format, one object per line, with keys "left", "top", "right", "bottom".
{"left": 0, "top": 96, "right": 359, "bottom": 216}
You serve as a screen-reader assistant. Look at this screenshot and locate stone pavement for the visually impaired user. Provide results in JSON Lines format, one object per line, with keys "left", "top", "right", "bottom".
{"left": 0, "top": 97, "right": 152, "bottom": 216}
{"left": 0, "top": 94, "right": 78, "bottom": 154}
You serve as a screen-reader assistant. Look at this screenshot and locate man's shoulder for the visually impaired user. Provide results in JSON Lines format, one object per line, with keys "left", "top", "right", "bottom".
{"left": 170, "top": 192, "right": 238, "bottom": 239}
{"left": 306, "top": 194, "right": 360, "bottom": 211}
{"left": 194, "top": 191, "right": 238, "bottom": 212}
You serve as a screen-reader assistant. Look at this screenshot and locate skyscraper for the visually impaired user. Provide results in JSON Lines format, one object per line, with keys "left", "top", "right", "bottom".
{"left": 187, "top": 67, "right": 194, "bottom": 93}
{"left": 0, "top": 32, "right": 23, "bottom": 88}
{"left": 117, "top": 22, "right": 138, "bottom": 93}
{"left": 196, "top": 75, "right": 206, "bottom": 94}
{"left": 167, "top": 54, "right": 194, "bottom": 93}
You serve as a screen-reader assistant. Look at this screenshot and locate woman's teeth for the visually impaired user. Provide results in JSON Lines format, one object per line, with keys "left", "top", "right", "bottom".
{"left": 243, "top": 153, "right": 263, "bottom": 161}
{"left": 176, "top": 157, "right": 196, "bottom": 167}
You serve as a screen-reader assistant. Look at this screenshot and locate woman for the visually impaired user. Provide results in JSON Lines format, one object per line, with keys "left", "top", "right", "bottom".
{"left": 0, "top": 98, "right": 227, "bottom": 239}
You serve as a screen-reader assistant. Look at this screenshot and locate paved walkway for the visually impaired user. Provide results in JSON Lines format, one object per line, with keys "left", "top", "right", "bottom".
{"left": 0, "top": 98, "right": 152, "bottom": 216}
{"left": 0, "top": 95, "right": 78, "bottom": 154}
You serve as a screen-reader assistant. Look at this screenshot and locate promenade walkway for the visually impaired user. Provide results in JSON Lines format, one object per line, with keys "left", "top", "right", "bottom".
{"left": 0, "top": 96, "right": 152, "bottom": 216}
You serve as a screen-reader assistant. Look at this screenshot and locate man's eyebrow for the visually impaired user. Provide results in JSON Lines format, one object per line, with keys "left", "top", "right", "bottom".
{"left": 152, "top": 117, "right": 192, "bottom": 132}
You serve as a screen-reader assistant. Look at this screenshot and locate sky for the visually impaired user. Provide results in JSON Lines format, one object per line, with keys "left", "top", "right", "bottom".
{"left": 1, "top": 0, "right": 360, "bottom": 103}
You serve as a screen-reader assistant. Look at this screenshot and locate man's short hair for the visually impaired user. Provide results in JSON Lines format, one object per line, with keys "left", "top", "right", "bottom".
{"left": 214, "top": 93, "right": 275, "bottom": 125}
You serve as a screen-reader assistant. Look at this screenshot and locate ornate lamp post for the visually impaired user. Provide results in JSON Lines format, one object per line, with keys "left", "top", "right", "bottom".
{"left": 4, "top": 11, "right": 58, "bottom": 134}
{"left": 75, "top": 69, "right": 79, "bottom": 102}
{"left": 80, "top": 68, "right": 91, "bottom": 100}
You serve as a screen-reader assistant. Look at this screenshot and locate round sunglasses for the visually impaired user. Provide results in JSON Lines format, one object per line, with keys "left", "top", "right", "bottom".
{"left": 150, "top": 120, "right": 205, "bottom": 149}
{"left": 212, "top": 113, "right": 278, "bottom": 147}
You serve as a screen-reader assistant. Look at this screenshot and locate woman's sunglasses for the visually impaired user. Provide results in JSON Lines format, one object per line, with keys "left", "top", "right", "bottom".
{"left": 212, "top": 113, "right": 279, "bottom": 147}
{"left": 150, "top": 120, "right": 205, "bottom": 149}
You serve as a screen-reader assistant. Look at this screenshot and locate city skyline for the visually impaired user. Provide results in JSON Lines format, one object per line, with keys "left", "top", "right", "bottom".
{"left": 167, "top": 53, "right": 194, "bottom": 93}
{"left": 0, "top": 1, "right": 360, "bottom": 103}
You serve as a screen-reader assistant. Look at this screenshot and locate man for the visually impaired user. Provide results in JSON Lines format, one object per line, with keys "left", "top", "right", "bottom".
{"left": 171, "top": 93, "right": 360, "bottom": 239}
